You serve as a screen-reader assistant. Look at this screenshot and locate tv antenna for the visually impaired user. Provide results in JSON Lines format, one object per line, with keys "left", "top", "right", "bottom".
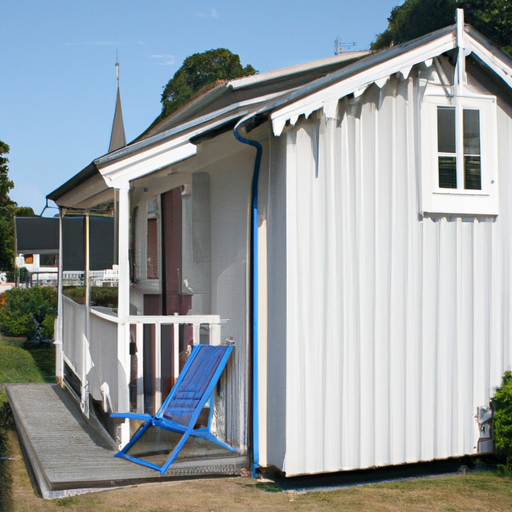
{"left": 334, "top": 38, "right": 357, "bottom": 55}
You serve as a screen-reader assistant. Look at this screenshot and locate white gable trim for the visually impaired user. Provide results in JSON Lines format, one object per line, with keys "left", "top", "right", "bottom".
{"left": 271, "top": 29, "right": 512, "bottom": 137}
{"left": 271, "top": 32, "right": 457, "bottom": 136}
{"left": 466, "top": 36, "right": 512, "bottom": 90}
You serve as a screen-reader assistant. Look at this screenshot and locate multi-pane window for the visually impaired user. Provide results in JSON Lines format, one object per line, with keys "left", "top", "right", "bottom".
{"left": 437, "top": 106, "right": 481, "bottom": 191}
{"left": 421, "top": 95, "right": 498, "bottom": 216}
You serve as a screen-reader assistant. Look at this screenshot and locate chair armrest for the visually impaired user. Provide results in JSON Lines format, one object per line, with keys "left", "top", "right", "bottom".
{"left": 111, "top": 412, "right": 151, "bottom": 421}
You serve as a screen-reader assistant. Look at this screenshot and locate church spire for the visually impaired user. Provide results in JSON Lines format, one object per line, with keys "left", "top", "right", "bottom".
{"left": 108, "top": 58, "right": 126, "bottom": 153}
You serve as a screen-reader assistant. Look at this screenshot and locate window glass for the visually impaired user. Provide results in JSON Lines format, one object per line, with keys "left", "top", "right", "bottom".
{"left": 439, "top": 156, "right": 457, "bottom": 188}
{"left": 438, "top": 107, "right": 456, "bottom": 154}
{"left": 463, "top": 109, "right": 480, "bottom": 155}
{"left": 463, "top": 109, "right": 481, "bottom": 190}
{"left": 465, "top": 156, "right": 482, "bottom": 190}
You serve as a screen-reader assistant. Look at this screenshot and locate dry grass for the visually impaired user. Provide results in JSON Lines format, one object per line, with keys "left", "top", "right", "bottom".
{"left": 2, "top": 428, "right": 512, "bottom": 512}
{"left": 1, "top": 335, "right": 511, "bottom": 511}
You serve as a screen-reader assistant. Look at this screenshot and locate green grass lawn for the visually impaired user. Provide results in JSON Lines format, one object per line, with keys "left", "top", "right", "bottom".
{"left": 0, "top": 337, "right": 55, "bottom": 385}
{"left": 0, "top": 335, "right": 55, "bottom": 511}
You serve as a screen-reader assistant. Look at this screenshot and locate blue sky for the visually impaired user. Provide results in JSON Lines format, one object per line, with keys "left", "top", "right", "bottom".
{"left": 1, "top": 0, "right": 400, "bottom": 214}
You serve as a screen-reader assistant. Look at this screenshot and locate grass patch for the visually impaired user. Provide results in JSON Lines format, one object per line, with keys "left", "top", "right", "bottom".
{"left": 0, "top": 335, "right": 55, "bottom": 511}
{"left": 0, "top": 336, "right": 55, "bottom": 384}
{"left": 253, "top": 482, "right": 283, "bottom": 493}
{"left": 56, "top": 496, "right": 80, "bottom": 506}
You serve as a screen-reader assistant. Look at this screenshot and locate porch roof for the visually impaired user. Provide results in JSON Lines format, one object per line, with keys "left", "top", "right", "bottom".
{"left": 46, "top": 162, "right": 114, "bottom": 210}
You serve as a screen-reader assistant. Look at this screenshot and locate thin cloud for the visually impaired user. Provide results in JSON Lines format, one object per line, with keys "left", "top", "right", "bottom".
{"left": 64, "top": 41, "right": 120, "bottom": 47}
{"left": 194, "top": 8, "right": 219, "bottom": 18}
{"left": 151, "top": 54, "right": 176, "bottom": 66}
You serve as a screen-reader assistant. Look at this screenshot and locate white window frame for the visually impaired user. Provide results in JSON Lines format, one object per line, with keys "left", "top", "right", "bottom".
{"left": 420, "top": 94, "right": 499, "bottom": 215}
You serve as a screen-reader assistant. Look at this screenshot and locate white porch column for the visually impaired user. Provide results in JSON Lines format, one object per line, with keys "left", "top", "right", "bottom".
{"left": 54, "top": 208, "right": 64, "bottom": 386}
{"left": 116, "top": 181, "right": 131, "bottom": 447}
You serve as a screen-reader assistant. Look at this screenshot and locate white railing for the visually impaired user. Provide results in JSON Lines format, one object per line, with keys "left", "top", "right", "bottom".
{"left": 60, "top": 296, "right": 223, "bottom": 419}
{"left": 128, "top": 314, "right": 222, "bottom": 414}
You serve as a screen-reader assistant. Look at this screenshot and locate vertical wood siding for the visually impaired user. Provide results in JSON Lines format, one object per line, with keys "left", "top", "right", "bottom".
{"left": 276, "top": 75, "right": 512, "bottom": 476}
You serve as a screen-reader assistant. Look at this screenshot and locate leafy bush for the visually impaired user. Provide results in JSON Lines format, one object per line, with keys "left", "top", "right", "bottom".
{"left": 63, "top": 286, "right": 117, "bottom": 307}
{"left": 40, "top": 313, "right": 56, "bottom": 339}
{"left": 91, "top": 287, "right": 118, "bottom": 307}
{"left": 492, "top": 371, "right": 512, "bottom": 472}
{"left": 0, "top": 286, "right": 57, "bottom": 339}
{"left": 63, "top": 286, "right": 85, "bottom": 298}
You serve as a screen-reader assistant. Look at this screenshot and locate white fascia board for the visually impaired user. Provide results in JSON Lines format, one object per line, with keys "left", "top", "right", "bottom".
{"left": 98, "top": 137, "right": 197, "bottom": 188}
{"left": 271, "top": 33, "right": 456, "bottom": 136}
{"left": 466, "top": 37, "right": 512, "bottom": 90}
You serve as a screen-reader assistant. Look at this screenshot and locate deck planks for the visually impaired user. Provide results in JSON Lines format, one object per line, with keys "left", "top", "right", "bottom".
{"left": 6, "top": 384, "right": 247, "bottom": 498}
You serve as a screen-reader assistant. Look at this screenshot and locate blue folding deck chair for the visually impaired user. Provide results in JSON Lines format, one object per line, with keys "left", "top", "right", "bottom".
{"left": 111, "top": 344, "right": 235, "bottom": 474}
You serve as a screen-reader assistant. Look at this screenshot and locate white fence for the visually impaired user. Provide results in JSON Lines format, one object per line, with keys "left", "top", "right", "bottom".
{"left": 61, "top": 296, "right": 223, "bottom": 419}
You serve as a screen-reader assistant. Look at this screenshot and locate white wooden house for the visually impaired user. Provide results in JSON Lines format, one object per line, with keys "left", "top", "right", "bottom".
{"left": 48, "top": 11, "right": 512, "bottom": 477}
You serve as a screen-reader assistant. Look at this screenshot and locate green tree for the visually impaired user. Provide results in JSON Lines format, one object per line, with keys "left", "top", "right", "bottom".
{"left": 0, "top": 142, "right": 35, "bottom": 273}
{"left": 160, "top": 48, "right": 256, "bottom": 118}
{"left": 372, "top": 0, "right": 512, "bottom": 55}
{"left": 0, "top": 141, "right": 16, "bottom": 272}
{"left": 492, "top": 371, "right": 512, "bottom": 471}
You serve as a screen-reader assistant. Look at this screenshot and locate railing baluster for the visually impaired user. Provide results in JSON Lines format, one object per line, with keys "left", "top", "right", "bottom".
{"left": 210, "top": 322, "right": 221, "bottom": 346}
{"left": 193, "top": 322, "right": 200, "bottom": 345}
{"left": 136, "top": 322, "right": 144, "bottom": 413}
{"left": 173, "top": 316, "right": 179, "bottom": 383}
{"left": 155, "top": 321, "right": 162, "bottom": 411}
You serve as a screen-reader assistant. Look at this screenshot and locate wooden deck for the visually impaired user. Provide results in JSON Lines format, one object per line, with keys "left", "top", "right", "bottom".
{"left": 6, "top": 384, "right": 248, "bottom": 499}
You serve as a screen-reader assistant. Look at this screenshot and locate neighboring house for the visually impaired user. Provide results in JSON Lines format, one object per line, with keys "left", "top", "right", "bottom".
{"left": 15, "top": 216, "right": 116, "bottom": 287}
{"left": 47, "top": 11, "right": 512, "bottom": 478}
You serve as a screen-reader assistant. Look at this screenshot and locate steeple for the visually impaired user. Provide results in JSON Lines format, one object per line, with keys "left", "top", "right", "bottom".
{"left": 108, "top": 59, "right": 127, "bottom": 153}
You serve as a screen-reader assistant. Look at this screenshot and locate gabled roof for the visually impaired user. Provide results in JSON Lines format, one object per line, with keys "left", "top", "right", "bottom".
{"left": 139, "top": 51, "right": 370, "bottom": 139}
{"left": 48, "top": 15, "right": 512, "bottom": 205}
{"left": 265, "top": 24, "right": 512, "bottom": 136}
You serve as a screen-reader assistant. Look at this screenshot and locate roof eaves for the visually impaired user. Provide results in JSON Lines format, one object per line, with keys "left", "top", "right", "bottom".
{"left": 47, "top": 162, "right": 99, "bottom": 202}
{"left": 95, "top": 87, "right": 292, "bottom": 172}
{"left": 266, "top": 25, "right": 457, "bottom": 135}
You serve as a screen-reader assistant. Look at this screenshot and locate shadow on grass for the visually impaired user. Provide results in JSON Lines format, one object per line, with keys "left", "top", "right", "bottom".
{"left": 20, "top": 341, "right": 56, "bottom": 383}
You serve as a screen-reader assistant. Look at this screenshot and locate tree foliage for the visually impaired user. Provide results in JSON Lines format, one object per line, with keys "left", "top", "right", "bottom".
{"left": 372, "top": 0, "right": 512, "bottom": 55}
{"left": 493, "top": 371, "right": 512, "bottom": 471}
{"left": 0, "top": 141, "right": 35, "bottom": 273}
{"left": 0, "top": 141, "right": 16, "bottom": 272}
{"left": 0, "top": 286, "right": 57, "bottom": 339}
{"left": 160, "top": 48, "right": 256, "bottom": 118}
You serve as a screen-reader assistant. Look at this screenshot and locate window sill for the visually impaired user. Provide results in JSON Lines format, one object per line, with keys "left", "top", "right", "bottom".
{"left": 422, "top": 189, "right": 498, "bottom": 216}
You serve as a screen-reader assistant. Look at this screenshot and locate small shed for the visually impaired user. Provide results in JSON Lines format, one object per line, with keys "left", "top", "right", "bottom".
{"left": 46, "top": 11, "right": 512, "bottom": 478}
